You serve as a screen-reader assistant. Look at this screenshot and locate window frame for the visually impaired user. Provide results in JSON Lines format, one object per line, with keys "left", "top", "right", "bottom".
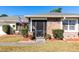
{"left": 63, "top": 19, "right": 78, "bottom": 32}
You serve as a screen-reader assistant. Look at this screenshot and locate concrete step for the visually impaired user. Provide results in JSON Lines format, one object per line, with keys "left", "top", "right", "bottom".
{"left": 36, "top": 38, "right": 45, "bottom": 43}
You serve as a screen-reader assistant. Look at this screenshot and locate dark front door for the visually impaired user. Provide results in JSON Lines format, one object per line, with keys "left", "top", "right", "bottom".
{"left": 32, "top": 20, "right": 47, "bottom": 38}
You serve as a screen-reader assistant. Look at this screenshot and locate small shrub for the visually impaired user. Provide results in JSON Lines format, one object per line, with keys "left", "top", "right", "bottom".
{"left": 2, "top": 25, "right": 10, "bottom": 34}
{"left": 44, "top": 34, "right": 51, "bottom": 40}
{"left": 52, "top": 29, "right": 64, "bottom": 40}
{"left": 21, "top": 26, "right": 28, "bottom": 38}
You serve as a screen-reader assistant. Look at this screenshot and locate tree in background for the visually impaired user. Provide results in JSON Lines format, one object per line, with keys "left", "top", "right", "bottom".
{"left": 50, "top": 8, "right": 62, "bottom": 13}
{"left": 0, "top": 14, "right": 8, "bottom": 17}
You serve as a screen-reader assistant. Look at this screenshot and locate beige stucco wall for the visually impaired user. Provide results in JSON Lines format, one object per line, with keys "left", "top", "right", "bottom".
{"left": 47, "top": 18, "right": 61, "bottom": 37}
{"left": 64, "top": 32, "right": 78, "bottom": 38}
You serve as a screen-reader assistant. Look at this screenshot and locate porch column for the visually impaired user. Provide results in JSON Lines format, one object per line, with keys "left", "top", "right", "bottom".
{"left": 60, "top": 17, "right": 66, "bottom": 29}
{"left": 29, "top": 19, "right": 32, "bottom": 32}
{"left": 60, "top": 20, "right": 63, "bottom": 29}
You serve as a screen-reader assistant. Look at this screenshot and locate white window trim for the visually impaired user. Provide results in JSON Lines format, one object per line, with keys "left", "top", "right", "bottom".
{"left": 63, "top": 19, "right": 78, "bottom": 32}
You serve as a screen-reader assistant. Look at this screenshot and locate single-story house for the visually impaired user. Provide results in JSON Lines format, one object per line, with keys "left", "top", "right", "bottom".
{"left": 25, "top": 13, "right": 79, "bottom": 39}
{"left": 1, "top": 13, "right": 79, "bottom": 40}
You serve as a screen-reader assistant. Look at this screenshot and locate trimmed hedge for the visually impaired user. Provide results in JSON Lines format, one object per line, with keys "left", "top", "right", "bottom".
{"left": 2, "top": 25, "right": 10, "bottom": 34}
{"left": 52, "top": 29, "right": 64, "bottom": 40}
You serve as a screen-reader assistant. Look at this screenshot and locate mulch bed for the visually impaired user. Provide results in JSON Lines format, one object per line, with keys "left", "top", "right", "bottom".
{"left": 1, "top": 35, "right": 79, "bottom": 42}
{"left": 49, "top": 38, "right": 79, "bottom": 42}
{"left": 64, "top": 38, "right": 79, "bottom": 41}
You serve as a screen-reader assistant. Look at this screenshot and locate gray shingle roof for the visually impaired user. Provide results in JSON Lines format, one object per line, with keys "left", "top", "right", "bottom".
{"left": 25, "top": 13, "right": 79, "bottom": 18}
{"left": 0, "top": 16, "right": 28, "bottom": 24}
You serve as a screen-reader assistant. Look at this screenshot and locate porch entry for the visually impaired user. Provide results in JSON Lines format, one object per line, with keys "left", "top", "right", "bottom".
{"left": 32, "top": 20, "right": 47, "bottom": 38}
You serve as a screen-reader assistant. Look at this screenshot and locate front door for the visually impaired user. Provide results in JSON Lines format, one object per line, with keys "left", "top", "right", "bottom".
{"left": 32, "top": 20, "right": 47, "bottom": 38}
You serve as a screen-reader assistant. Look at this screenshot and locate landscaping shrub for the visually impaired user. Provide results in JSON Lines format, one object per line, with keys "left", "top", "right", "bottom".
{"left": 21, "top": 26, "right": 28, "bottom": 38}
{"left": 44, "top": 34, "right": 51, "bottom": 40}
{"left": 52, "top": 29, "right": 64, "bottom": 40}
{"left": 12, "top": 25, "right": 16, "bottom": 34}
{"left": 2, "top": 25, "right": 10, "bottom": 34}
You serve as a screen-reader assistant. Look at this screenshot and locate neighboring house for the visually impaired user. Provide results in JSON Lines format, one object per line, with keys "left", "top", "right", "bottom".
{"left": 0, "top": 16, "right": 28, "bottom": 35}
{"left": 1, "top": 13, "right": 79, "bottom": 39}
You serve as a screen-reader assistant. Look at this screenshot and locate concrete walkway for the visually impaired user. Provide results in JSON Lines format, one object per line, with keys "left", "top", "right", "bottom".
{"left": 0, "top": 39, "right": 45, "bottom": 46}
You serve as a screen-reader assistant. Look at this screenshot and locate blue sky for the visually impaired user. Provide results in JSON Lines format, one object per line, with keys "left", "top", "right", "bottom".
{"left": 0, "top": 6, "right": 79, "bottom": 15}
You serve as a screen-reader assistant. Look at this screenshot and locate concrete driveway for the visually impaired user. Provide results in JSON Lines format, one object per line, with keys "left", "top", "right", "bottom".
{"left": 0, "top": 39, "right": 45, "bottom": 46}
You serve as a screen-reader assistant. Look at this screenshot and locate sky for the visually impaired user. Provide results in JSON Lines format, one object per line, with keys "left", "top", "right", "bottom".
{"left": 0, "top": 6, "right": 79, "bottom": 15}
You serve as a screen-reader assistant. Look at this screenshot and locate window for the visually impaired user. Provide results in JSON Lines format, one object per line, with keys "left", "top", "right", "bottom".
{"left": 63, "top": 20, "right": 68, "bottom": 30}
{"left": 69, "top": 25, "right": 75, "bottom": 30}
{"left": 63, "top": 25, "right": 68, "bottom": 30}
{"left": 63, "top": 20, "right": 68, "bottom": 25}
{"left": 69, "top": 20, "right": 75, "bottom": 25}
{"left": 63, "top": 20, "right": 76, "bottom": 31}
{"left": 69, "top": 20, "right": 75, "bottom": 30}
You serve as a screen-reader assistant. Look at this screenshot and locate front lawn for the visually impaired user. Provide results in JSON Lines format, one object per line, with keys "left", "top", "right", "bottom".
{"left": 0, "top": 35, "right": 23, "bottom": 42}
{"left": 0, "top": 40, "right": 79, "bottom": 52}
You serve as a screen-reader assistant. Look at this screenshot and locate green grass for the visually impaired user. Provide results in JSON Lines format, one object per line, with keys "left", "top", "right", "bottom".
{"left": 0, "top": 40, "right": 79, "bottom": 52}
